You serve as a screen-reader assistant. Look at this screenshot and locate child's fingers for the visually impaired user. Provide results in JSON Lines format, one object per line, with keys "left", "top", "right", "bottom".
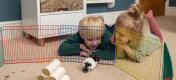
{"left": 81, "top": 47, "right": 92, "bottom": 55}
{"left": 80, "top": 51, "right": 89, "bottom": 57}
{"left": 110, "top": 35, "right": 116, "bottom": 45}
{"left": 82, "top": 49, "right": 91, "bottom": 55}
{"left": 123, "top": 45, "right": 133, "bottom": 57}
{"left": 80, "top": 44, "right": 89, "bottom": 52}
{"left": 89, "top": 49, "right": 97, "bottom": 53}
{"left": 86, "top": 51, "right": 92, "bottom": 55}
{"left": 111, "top": 39, "right": 115, "bottom": 45}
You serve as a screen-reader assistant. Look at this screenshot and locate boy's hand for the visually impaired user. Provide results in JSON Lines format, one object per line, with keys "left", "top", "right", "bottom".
{"left": 80, "top": 44, "right": 97, "bottom": 55}
{"left": 80, "top": 51, "right": 89, "bottom": 57}
{"left": 89, "top": 49, "right": 97, "bottom": 53}
{"left": 80, "top": 44, "right": 92, "bottom": 54}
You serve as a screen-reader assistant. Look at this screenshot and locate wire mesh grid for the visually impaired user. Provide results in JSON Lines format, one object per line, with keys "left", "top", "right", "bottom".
{"left": 0, "top": 27, "right": 3, "bottom": 66}
{"left": 114, "top": 27, "right": 163, "bottom": 80}
{"left": 0, "top": 25, "right": 163, "bottom": 67}
{"left": 0, "top": 25, "right": 115, "bottom": 65}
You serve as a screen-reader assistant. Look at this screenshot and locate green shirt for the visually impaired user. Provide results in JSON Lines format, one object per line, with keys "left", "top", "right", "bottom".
{"left": 59, "top": 31, "right": 115, "bottom": 60}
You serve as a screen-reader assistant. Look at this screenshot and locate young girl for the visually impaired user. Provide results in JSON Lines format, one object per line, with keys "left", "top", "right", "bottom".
{"left": 111, "top": 4, "right": 162, "bottom": 62}
{"left": 59, "top": 16, "right": 115, "bottom": 60}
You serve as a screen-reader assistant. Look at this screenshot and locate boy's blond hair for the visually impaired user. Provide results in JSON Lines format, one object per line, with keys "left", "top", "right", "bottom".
{"left": 79, "top": 16, "right": 105, "bottom": 39}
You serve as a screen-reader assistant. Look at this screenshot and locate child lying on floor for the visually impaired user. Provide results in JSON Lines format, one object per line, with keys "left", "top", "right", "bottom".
{"left": 59, "top": 16, "right": 115, "bottom": 60}
{"left": 111, "top": 4, "right": 162, "bottom": 62}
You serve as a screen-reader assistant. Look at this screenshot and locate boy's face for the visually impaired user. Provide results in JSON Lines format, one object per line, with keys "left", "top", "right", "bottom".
{"left": 84, "top": 37, "right": 101, "bottom": 50}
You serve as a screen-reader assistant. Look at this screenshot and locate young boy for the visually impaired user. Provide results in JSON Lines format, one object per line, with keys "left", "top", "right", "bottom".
{"left": 59, "top": 16, "right": 115, "bottom": 60}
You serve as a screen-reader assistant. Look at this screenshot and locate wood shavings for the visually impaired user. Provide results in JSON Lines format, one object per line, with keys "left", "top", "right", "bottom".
{"left": 11, "top": 72, "right": 16, "bottom": 74}
{"left": 4, "top": 74, "right": 10, "bottom": 78}
{"left": 21, "top": 70, "right": 25, "bottom": 72}
{"left": 40, "top": 0, "right": 83, "bottom": 13}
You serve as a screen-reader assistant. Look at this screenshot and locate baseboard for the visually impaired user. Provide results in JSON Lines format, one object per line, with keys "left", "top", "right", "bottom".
{"left": 165, "top": 7, "right": 176, "bottom": 16}
{"left": 0, "top": 20, "right": 22, "bottom": 26}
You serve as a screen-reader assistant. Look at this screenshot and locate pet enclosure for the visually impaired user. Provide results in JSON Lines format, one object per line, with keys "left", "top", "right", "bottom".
{"left": 114, "top": 27, "right": 163, "bottom": 80}
{"left": 0, "top": 25, "right": 164, "bottom": 80}
{"left": 0, "top": 25, "right": 116, "bottom": 64}
{"left": 0, "top": 27, "right": 3, "bottom": 67}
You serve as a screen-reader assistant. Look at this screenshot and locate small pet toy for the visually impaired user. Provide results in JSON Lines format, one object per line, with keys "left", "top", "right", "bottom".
{"left": 82, "top": 55, "right": 100, "bottom": 73}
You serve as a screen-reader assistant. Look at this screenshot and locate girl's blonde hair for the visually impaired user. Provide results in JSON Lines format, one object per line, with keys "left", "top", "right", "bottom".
{"left": 114, "top": 3, "right": 145, "bottom": 53}
{"left": 79, "top": 16, "right": 106, "bottom": 39}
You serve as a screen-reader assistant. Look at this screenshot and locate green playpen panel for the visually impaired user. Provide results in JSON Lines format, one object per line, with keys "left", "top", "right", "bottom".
{"left": 0, "top": 27, "right": 3, "bottom": 67}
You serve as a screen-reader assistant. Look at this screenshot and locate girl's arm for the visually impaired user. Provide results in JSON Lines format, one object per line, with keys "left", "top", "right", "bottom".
{"left": 146, "top": 10, "right": 163, "bottom": 41}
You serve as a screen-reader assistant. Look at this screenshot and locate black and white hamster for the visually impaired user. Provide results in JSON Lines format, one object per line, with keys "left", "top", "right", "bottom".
{"left": 82, "top": 55, "right": 100, "bottom": 73}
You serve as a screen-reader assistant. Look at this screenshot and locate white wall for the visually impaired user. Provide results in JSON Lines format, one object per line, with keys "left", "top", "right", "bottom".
{"left": 135, "top": 0, "right": 139, "bottom": 3}
{"left": 88, "top": 11, "right": 124, "bottom": 25}
{"left": 165, "top": 0, "right": 176, "bottom": 16}
{"left": 1, "top": 0, "right": 175, "bottom": 40}
{"left": 0, "top": 11, "right": 124, "bottom": 39}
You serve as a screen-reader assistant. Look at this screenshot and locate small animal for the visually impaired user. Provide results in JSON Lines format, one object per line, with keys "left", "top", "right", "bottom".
{"left": 82, "top": 55, "right": 100, "bottom": 73}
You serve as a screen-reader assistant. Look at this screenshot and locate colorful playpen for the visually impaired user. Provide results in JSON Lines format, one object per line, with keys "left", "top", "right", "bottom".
{"left": 0, "top": 25, "right": 173, "bottom": 80}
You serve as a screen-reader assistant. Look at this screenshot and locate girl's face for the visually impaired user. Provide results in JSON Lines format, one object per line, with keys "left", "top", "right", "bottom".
{"left": 84, "top": 37, "right": 101, "bottom": 50}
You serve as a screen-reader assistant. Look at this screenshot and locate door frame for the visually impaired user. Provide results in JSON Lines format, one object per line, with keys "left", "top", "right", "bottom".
{"left": 136, "top": 0, "right": 176, "bottom": 16}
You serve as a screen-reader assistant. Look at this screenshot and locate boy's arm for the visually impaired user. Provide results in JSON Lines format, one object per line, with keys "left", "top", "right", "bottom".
{"left": 58, "top": 33, "right": 81, "bottom": 56}
{"left": 91, "top": 30, "right": 115, "bottom": 60}
{"left": 93, "top": 42, "right": 115, "bottom": 60}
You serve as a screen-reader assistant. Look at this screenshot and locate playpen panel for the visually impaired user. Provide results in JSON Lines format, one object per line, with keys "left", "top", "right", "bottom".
{"left": 0, "top": 27, "right": 3, "bottom": 66}
{"left": 40, "top": 13, "right": 82, "bottom": 36}
{"left": 1, "top": 26, "right": 61, "bottom": 64}
{"left": 1, "top": 25, "right": 115, "bottom": 64}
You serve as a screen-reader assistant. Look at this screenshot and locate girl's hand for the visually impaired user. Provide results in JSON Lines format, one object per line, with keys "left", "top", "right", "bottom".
{"left": 122, "top": 45, "right": 133, "bottom": 57}
{"left": 111, "top": 33, "right": 116, "bottom": 45}
{"left": 80, "top": 51, "right": 89, "bottom": 57}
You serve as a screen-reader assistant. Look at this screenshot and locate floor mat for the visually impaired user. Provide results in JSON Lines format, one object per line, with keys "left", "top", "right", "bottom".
{"left": 115, "top": 45, "right": 163, "bottom": 80}
{"left": 60, "top": 56, "right": 115, "bottom": 65}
